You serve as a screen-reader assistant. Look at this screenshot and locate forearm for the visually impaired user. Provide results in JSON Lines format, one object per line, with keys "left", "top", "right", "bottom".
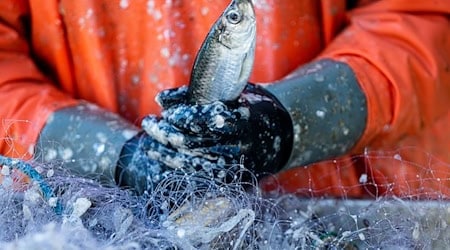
{"left": 320, "top": 1, "right": 450, "bottom": 150}
{"left": 264, "top": 59, "right": 367, "bottom": 168}
{"left": 267, "top": 1, "right": 450, "bottom": 169}
{"left": 35, "top": 103, "right": 139, "bottom": 185}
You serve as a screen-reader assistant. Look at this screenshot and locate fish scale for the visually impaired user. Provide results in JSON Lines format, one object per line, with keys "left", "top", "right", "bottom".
{"left": 187, "top": 0, "right": 256, "bottom": 104}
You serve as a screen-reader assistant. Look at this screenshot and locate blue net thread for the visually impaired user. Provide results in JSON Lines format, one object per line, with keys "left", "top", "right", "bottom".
{"left": 0, "top": 155, "right": 63, "bottom": 215}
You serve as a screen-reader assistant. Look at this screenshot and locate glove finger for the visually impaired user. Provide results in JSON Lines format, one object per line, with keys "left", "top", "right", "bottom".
{"left": 178, "top": 144, "right": 241, "bottom": 162}
{"left": 142, "top": 136, "right": 244, "bottom": 188}
{"left": 145, "top": 139, "right": 231, "bottom": 173}
{"left": 156, "top": 86, "right": 189, "bottom": 109}
{"left": 142, "top": 115, "right": 184, "bottom": 147}
{"left": 163, "top": 102, "right": 242, "bottom": 135}
{"left": 142, "top": 115, "right": 224, "bottom": 149}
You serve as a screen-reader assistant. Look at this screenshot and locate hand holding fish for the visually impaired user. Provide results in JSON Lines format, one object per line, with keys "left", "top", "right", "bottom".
{"left": 138, "top": 0, "right": 292, "bottom": 178}
{"left": 138, "top": 0, "right": 367, "bottom": 186}
{"left": 116, "top": 0, "right": 261, "bottom": 194}
{"left": 142, "top": 84, "right": 293, "bottom": 176}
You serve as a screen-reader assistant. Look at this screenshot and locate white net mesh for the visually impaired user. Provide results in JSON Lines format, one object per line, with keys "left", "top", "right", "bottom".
{"left": 0, "top": 135, "right": 449, "bottom": 249}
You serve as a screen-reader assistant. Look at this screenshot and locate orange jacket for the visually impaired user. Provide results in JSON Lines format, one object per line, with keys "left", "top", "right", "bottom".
{"left": 0, "top": 0, "right": 449, "bottom": 197}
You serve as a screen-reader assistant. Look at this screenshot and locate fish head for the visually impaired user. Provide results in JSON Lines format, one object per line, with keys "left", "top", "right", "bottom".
{"left": 216, "top": 0, "right": 256, "bottom": 50}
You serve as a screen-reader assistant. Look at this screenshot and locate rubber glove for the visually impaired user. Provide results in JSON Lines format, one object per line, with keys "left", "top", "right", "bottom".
{"left": 116, "top": 130, "right": 232, "bottom": 194}
{"left": 143, "top": 84, "right": 293, "bottom": 176}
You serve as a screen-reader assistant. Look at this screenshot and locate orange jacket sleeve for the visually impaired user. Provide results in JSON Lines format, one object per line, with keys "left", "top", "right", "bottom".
{"left": 266, "top": 1, "right": 450, "bottom": 198}
{"left": 0, "top": 1, "right": 78, "bottom": 158}
{"left": 320, "top": 0, "right": 450, "bottom": 153}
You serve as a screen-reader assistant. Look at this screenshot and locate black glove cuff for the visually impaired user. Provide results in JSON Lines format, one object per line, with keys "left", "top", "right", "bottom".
{"left": 115, "top": 131, "right": 142, "bottom": 184}
{"left": 235, "top": 84, "right": 294, "bottom": 174}
{"left": 115, "top": 131, "right": 162, "bottom": 194}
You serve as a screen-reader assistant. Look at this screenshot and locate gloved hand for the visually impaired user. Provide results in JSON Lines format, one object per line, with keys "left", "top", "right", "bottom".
{"left": 35, "top": 103, "right": 228, "bottom": 196}
{"left": 115, "top": 131, "right": 226, "bottom": 194}
{"left": 141, "top": 83, "right": 294, "bottom": 176}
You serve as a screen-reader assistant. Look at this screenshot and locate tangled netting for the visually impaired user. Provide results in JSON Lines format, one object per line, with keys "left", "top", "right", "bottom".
{"left": 0, "top": 149, "right": 449, "bottom": 249}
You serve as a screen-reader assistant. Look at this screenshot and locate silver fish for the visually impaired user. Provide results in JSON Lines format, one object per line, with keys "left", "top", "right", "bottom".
{"left": 187, "top": 0, "right": 256, "bottom": 104}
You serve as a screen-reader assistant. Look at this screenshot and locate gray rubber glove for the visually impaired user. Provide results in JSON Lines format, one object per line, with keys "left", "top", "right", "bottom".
{"left": 265, "top": 59, "right": 367, "bottom": 168}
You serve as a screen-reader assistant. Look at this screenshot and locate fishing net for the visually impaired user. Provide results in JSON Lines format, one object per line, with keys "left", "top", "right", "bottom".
{"left": 0, "top": 137, "right": 449, "bottom": 249}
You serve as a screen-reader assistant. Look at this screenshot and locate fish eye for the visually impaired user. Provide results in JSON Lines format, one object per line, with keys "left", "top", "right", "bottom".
{"left": 226, "top": 10, "right": 242, "bottom": 24}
